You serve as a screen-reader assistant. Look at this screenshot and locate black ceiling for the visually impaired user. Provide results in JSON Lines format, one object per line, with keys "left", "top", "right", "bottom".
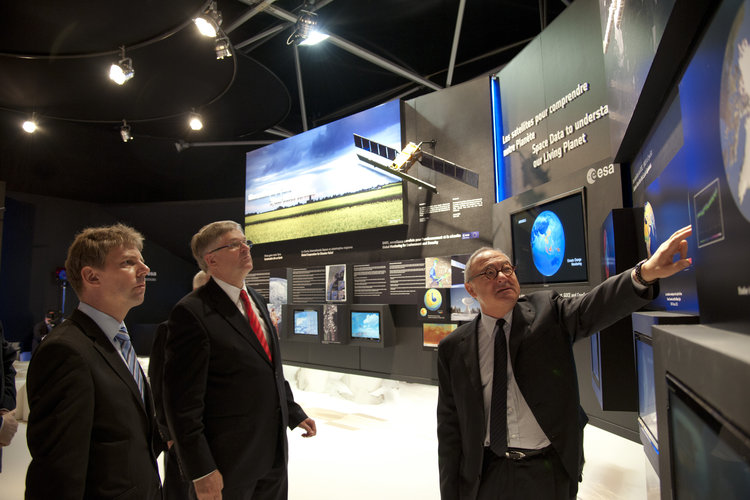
{"left": 0, "top": 0, "right": 567, "bottom": 204}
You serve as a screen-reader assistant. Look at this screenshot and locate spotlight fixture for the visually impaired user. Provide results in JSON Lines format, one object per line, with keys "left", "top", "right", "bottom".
{"left": 215, "top": 37, "right": 232, "bottom": 60}
{"left": 189, "top": 112, "right": 203, "bottom": 131}
{"left": 120, "top": 120, "right": 133, "bottom": 142}
{"left": 287, "top": 10, "right": 326, "bottom": 46}
{"left": 299, "top": 30, "right": 329, "bottom": 46}
{"left": 109, "top": 47, "right": 134, "bottom": 85}
{"left": 22, "top": 113, "right": 38, "bottom": 134}
{"left": 194, "top": 1, "right": 222, "bottom": 38}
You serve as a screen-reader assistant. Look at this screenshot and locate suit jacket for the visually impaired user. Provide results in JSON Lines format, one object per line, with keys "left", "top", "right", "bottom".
{"left": 163, "top": 278, "right": 307, "bottom": 491}
{"left": 25, "top": 309, "right": 162, "bottom": 500}
{"left": 1, "top": 322, "right": 16, "bottom": 411}
{"left": 149, "top": 322, "right": 171, "bottom": 443}
{"left": 436, "top": 270, "right": 655, "bottom": 500}
{"left": 150, "top": 321, "right": 192, "bottom": 500}
{"left": 1, "top": 322, "right": 18, "bottom": 473}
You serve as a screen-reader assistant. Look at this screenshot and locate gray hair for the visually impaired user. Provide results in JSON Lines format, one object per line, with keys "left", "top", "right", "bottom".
{"left": 190, "top": 220, "right": 242, "bottom": 270}
{"left": 192, "top": 270, "right": 210, "bottom": 289}
{"left": 463, "top": 247, "right": 510, "bottom": 284}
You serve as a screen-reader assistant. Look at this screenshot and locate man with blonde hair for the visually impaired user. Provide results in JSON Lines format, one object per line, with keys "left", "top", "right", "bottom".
{"left": 164, "top": 220, "right": 315, "bottom": 500}
{"left": 25, "top": 223, "right": 162, "bottom": 499}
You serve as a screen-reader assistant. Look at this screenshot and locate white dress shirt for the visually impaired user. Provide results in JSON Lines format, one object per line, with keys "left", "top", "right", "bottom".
{"left": 212, "top": 277, "right": 272, "bottom": 347}
{"left": 477, "top": 310, "right": 552, "bottom": 450}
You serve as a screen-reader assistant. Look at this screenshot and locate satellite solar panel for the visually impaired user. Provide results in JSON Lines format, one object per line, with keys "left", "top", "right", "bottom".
{"left": 353, "top": 134, "right": 479, "bottom": 188}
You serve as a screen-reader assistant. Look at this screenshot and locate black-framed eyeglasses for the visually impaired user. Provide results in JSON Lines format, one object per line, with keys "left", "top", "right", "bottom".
{"left": 467, "top": 264, "right": 516, "bottom": 282}
{"left": 205, "top": 239, "right": 253, "bottom": 255}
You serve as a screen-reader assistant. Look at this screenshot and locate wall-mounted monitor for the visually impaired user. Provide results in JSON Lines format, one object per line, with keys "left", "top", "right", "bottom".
{"left": 244, "top": 100, "right": 404, "bottom": 245}
{"left": 510, "top": 188, "right": 588, "bottom": 285}
{"left": 667, "top": 374, "right": 750, "bottom": 497}
{"left": 282, "top": 304, "right": 322, "bottom": 343}
{"left": 348, "top": 304, "right": 395, "bottom": 348}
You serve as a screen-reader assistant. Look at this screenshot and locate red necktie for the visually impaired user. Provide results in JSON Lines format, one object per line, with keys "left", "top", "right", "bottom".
{"left": 239, "top": 289, "right": 272, "bottom": 362}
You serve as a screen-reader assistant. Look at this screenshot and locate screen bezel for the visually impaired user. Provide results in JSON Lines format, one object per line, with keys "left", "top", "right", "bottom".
{"left": 667, "top": 373, "right": 750, "bottom": 497}
{"left": 349, "top": 310, "right": 382, "bottom": 342}
{"left": 292, "top": 308, "right": 320, "bottom": 336}
{"left": 509, "top": 187, "right": 589, "bottom": 286}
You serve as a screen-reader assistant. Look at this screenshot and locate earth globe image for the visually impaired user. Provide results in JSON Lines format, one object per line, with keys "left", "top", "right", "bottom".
{"left": 424, "top": 288, "right": 443, "bottom": 311}
{"left": 643, "top": 201, "right": 657, "bottom": 257}
{"left": 530, "top": 210, "right": 565, "bottom": 277}
{"left": 720, "top": 0, "right": 750, "bottom": 222}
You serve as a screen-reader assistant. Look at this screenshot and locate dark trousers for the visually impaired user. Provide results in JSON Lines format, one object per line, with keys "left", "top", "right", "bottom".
{"left": 188, "top": 463, "right": 287, "bottom": 500}
{"left": 477, "top": 447, "right": 574, "bottom": 500}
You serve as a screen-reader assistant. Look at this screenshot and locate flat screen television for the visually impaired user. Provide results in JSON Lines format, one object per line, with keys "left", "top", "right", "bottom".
{"left": 244, "top": 99, "right": 404, "bottom": 244}
{"left": 350, "top": 311, "right": 380, "bottom": 341}
{"left": 282, "top": 304, "right": 322, "bottom": 343}
{"left": 667, "top": 374, "right": 750, "bottom": 498}
{"left": 348, "top": 304, "right": 394, "bottom": 347}
{"left": 510, "top": 188, "right": 588, "bottom": 285}
{"left": 294, "top": 309, "right": 319, "bottom": 336}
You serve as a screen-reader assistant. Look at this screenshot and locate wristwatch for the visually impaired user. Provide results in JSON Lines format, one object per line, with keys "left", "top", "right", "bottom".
{"left": 634, "top": 259, "right": 657, "bottom": 286}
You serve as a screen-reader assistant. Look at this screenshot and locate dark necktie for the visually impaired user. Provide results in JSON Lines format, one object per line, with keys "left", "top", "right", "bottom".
{"left": 114, "top": 325, "right": 145, "bottom": 403}
{"left": 490, "top": 319, "right": 507, "bottom": 456}
{"left": 240, "top": 289, "right": 273, "bottom": 362}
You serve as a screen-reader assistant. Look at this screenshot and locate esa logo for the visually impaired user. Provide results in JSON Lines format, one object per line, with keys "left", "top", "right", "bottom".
{"left": 586, "top": 163, "right": 615, "bottom": 184}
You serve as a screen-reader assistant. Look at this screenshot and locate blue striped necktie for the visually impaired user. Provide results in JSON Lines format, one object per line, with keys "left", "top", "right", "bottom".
{"left": 115, "top": 325, "right": 145, "bottom": 403}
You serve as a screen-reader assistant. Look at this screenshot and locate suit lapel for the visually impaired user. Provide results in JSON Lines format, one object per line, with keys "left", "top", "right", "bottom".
{"left": 459, "top": 316, "right": 483, "bottom": 395}
{"left": 205, "top": 279, "right": 273, "bottom": 366}
{"left": 509, "top": 300, "right": 534, "bottom": 367}
{"left": 70, "top": 310, "right": 149, "bottom": 415}
{"left": 247, "top": 287, "right": 278, "bottom": 357}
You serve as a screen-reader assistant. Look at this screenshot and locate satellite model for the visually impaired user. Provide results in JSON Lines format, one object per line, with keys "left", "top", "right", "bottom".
{"left": 353, "top": 134, "right": 479, "bottom": 194}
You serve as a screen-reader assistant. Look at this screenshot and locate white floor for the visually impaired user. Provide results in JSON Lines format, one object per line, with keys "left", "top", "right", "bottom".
{"left": 1, "top": 364, "right": 659, "bottom": 499}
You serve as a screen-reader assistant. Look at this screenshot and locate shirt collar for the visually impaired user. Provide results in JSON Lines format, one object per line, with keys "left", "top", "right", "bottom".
{"left": 212, "top": 276, "right": 247, "bottom": 304}
{"left": 479, "top": 308, "right": 513, "bottom": 338}
{"left": 77, "top": 301, "right": 125, "bottom": 344}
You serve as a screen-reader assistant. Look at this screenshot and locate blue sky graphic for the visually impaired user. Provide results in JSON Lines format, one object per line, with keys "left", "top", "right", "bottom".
{"left": 245, "top": 100, "right": 401, "bottom": 215}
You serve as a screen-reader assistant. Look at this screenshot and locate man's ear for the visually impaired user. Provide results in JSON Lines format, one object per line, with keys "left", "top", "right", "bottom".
{"left": 464, "top": 281, "right": 477, "bottom": 299}
{"left": 81, "top": 266, "right": 100, "bottom": 287}
{"left": 203, "top": 254, "right": 215, "bottom": 271}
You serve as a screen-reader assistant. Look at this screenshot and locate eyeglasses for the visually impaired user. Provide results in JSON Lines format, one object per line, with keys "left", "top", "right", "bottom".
{"left": 205, "top": 239, "right": 253, "bottom": 255}
{"left": 467, "top": 264, "right": 516, "bottom": 282}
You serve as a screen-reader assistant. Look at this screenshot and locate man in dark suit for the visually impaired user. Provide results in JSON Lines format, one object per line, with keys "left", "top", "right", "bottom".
{"left": 0, "top": 321, "right": 18, "bottom": 473}
{"left": 164, "top": 221, "right": 316, "bottom": 500}
{"left": 150, "top": 270, "right": 210, "bottom": 499}
{"left": 437, "top": 226, "right": 693, "bottom": 500}
{"left": 31, "top": 309, "right": 57, "bottom": 356}
{"left": 25, "top": 224, "right": 163, "bottom": 499}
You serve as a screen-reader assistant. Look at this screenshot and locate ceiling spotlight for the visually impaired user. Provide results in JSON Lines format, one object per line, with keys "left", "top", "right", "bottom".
{"left": 215, "top": 37, "right": 232, "bottom": 60}
{"left": 195, "top": 1, "right": 222, "bottom": 38}
{"left": 287, "top": 10, "right": 324, "bottom": 46}
{"left": 299, "top": 30, "right": 329, "bottom": 46}
{"left": 22, "top": 113, "right": 38, "bottom": 134}
{"left": 189, "top": 112, "right": 203, "bottom": 131}
{"left": 109, "top": 47, "right": 134, "bottom": 85}
{"left": 120, "top": 120, "right": 133, "bottom": 142}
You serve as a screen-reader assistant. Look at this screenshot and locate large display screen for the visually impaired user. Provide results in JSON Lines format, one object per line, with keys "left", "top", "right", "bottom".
{"left": 244, "top": 100, "right": 404, "bottom": 244}
{"left": 667, "top": 374, "right": 750, "bottom": 498}
{"left": 510, "top": 189, "right": 588, "bottom": 285}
